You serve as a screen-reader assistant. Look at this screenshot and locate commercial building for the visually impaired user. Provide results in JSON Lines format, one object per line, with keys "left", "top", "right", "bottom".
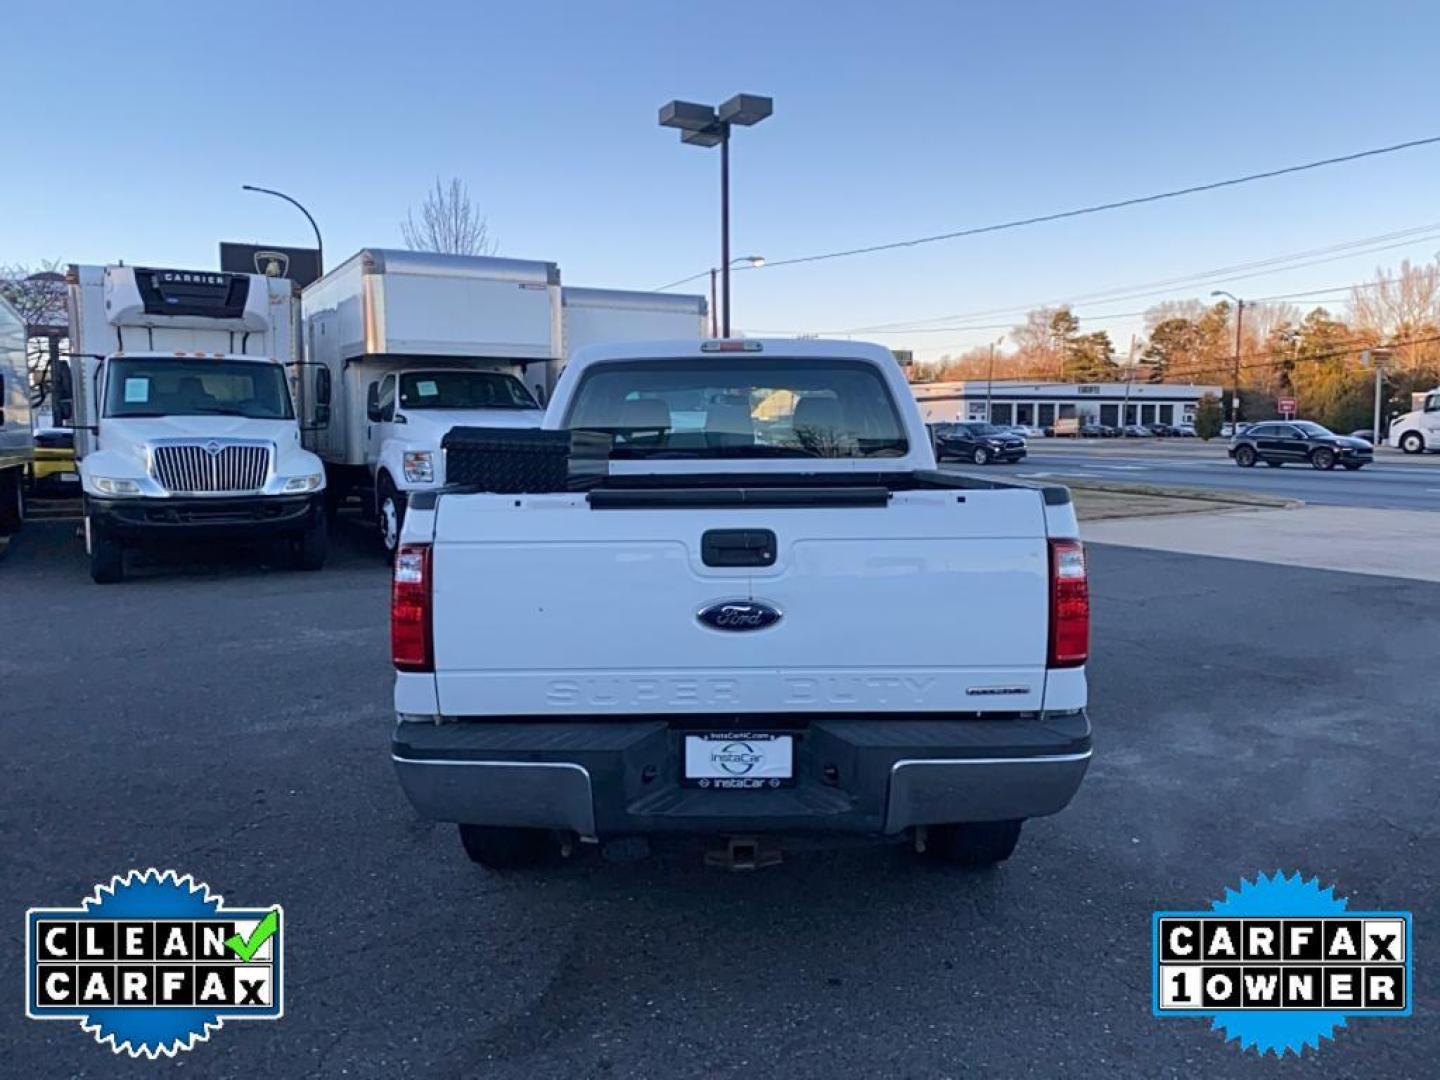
{"left": 911, "top": 379, "right": 1223, "bottom": 429}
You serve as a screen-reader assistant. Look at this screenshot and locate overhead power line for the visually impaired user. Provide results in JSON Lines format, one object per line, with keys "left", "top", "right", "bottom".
{"left": 654, "top": 133, "right": 1440, "bottom": 289}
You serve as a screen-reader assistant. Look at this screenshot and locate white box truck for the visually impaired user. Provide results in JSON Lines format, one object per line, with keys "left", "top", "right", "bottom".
{"left": 298, "top": 252, "right": 708, "bottom": 555}
{"left": 0, "top": 292, "right": 33, "bottom": 539}
{"left": 298, "top": 250, "right": 560, "bottom": 554}
{"left": 59, "top": 264, "right": 327, "bottom": 583}
{"left": 560, "top": 286, "right": 707, "bottom": 360}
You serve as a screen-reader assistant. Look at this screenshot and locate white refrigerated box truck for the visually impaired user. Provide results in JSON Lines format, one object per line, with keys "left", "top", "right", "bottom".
{"left": 60, "top": 264, "right": 327, "bottom": 583}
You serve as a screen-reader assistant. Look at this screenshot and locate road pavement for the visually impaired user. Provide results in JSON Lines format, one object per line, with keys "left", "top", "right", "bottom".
{"left": 964, "top": 440, "right": 1440, "bottom": 511}
{"left": 2, "top": 521, "right": 1435, "bottom": 1078}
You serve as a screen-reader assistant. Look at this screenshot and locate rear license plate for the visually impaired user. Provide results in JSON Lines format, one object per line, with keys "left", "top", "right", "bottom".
{"left": 683, "top": 732, "right": 794, "bottom": 789}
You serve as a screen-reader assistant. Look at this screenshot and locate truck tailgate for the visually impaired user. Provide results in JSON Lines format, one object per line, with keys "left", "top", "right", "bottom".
{"left": 430, "top": 488, "right": 1051, "bottom": 716}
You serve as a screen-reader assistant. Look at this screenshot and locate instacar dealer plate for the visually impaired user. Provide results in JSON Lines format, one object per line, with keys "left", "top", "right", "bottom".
{"left": 683, "top": 732, "right": 793, "bottom": 789}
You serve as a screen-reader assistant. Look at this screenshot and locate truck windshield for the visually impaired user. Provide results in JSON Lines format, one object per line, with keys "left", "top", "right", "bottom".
{"left": 104, "top": 358, "right": 294, "bottom": 420}
{"left": 399, "top": 371, "right": 538, "bottom": 411}
{"left": 565, "top": 357, "right": 909, "bottom": 459}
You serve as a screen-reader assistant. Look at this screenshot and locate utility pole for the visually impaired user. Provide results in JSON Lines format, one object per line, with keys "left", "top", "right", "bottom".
{"left": 1211, "top": 290, "right": 1245, "bottom": 423}
{"left": 1122, "top": 335, "right": 1137, "bottom": 427}
{"left": 986, "top": 341, "right": 996, "bottom": 423}
{"left": 1362, "top": 348, "right": 1394, "bottom": 442}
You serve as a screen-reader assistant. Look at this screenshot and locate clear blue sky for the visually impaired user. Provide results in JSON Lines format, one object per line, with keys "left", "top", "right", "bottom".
{"left": 9, "top": 1, "right": 1440, "bottom": 361}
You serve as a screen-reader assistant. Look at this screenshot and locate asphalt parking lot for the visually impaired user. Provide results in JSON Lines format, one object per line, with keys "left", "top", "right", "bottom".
{"left": 2, "top": 518, "right": 1435, "bottom": 1078}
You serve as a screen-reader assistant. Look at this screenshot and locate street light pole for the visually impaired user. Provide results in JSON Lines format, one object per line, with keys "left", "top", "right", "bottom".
{"left": 1211, "top": 290, "right": 1244, "bottom": 424}
{"left": 241, "top": 185, "right": 324, "bottom": 275}
{"left": 708, "top": 256, "right": 765, "bottom": 338}
{"left": 659, "top": 94, "right": 772, "bottom": 338}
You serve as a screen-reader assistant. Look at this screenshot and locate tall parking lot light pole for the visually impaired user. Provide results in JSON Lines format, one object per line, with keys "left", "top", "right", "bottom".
{"left": 1211, "top": 290, "right": 1245, "bottom": 423}
{"left": 659, "top": 95, "right": 772, "bottom": 337}
{"left": 242, "top": 185, "right": 324, "bottom": 275}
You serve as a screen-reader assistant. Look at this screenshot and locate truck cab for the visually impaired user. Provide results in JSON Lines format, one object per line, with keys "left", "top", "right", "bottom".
{"left": 363, "top": 366, "right": 543, "bottom": 550}
{"left": 62, "top": 265, "right": 327, "bottom": 583}
{"left": 1388, "top": 387, "right": 1440, "bottom": 453}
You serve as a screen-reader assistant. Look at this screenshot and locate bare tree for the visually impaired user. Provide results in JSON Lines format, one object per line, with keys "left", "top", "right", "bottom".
{"left": 1350, "top": 259, "right": 1440, "bottom": 371}
{"left": 0, "top": 260, "right": 69, "bottom": 405}
{"left": 400, "top": 177, "right": 497, "bottom": 256}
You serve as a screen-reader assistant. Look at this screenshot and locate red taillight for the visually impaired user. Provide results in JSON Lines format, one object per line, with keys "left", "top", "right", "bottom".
{"left": 392, "top": 543, "right": 432, "bottom": 672}
{"left": 1048, "top": 538, "right": 1089, "bottom": 668}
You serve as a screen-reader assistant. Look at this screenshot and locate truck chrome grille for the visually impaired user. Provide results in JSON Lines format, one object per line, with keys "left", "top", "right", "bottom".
{"left": 150, "top": 442, "right": 271, "bottom": 494}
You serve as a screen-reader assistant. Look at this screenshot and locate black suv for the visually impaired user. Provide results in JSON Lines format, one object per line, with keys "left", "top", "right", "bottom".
{"left": 931, "top": 422, "right": 1027, "bottom": 465}
{"left": 1229, "top": 420, "right": 1372, "bottom": 470}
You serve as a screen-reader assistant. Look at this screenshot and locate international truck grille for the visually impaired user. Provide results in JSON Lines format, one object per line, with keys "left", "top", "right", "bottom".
{"left": 150, "top": 442, "right": 271, "bottom": 494}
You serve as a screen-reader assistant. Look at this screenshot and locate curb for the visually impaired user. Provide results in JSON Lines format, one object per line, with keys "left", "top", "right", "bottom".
{"left": 1059, "top": 479, "right": 1301, "bottom": 510}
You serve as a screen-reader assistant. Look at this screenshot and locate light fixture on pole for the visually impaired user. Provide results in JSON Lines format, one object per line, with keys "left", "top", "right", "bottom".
{"left": 708, "top": 256, "right": 765, "bottom": 337}
{"left": 241, "top": 185, "right": 325, "bottom": 275}
{"left": 659, "top": 94, "right": 773, "bottom": 337}
{"left": 1211, "top": 290, "right": 1245, "bottom": 423}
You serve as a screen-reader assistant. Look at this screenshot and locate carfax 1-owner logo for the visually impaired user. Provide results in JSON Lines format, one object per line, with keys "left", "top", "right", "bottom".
{"left": 1153, "top": 871, "right": 1412, "bottom": 1056}
{"left": 25, "top": 868, "right": 283, "bottom": 1058}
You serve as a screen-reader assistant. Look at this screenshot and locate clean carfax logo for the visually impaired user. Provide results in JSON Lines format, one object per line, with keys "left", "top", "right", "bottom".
{"left": 25, "top": 868, "right": 283, "bottom": 1058}
{"left": 1153, "top": 871, "right": 1411, "bottom": 1056}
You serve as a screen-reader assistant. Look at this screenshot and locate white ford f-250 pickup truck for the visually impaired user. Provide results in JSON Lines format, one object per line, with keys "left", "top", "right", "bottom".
{"left": 389, "top": 338, "right": 1091, "bottom": 870}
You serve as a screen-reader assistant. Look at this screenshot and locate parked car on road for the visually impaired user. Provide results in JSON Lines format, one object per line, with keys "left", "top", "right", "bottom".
{"left": 1121, "top": 424, "right": 1151, "bottom": 438}
{"left": 1175, "top": 424, "right": 1197, "bottom": 438}
{"left": 1229, "top": 420, "right": 1373, "bottom": 470}
{"left": 1079, "top": 423, "right": 1118, "bottom": 438}
{"left": 1014, "top": 424, "right": 1046, "bottom": 438}
{"left": 932, "top": 422, "right": 1027, "bottom": 465}
{"left": 1146, "top": 423, "right": 1178, "bottom": 437}
{"left": 1349, "top": 429, "right": 1379, "bottom": 444}
{"left": 1220, "top": 422, "right": 1252, "bottom": 438}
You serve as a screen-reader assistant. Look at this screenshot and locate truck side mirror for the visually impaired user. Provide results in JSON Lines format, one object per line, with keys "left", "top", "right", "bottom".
{"left": 366, "top": 382, "right": 382, "bottom": 423}
{"left": 54, "top": 363, "right": 75, "bottom": 426}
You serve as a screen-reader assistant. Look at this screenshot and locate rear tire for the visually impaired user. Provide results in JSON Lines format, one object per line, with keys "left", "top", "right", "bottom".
{"left": 458, "top": 824, "right": 554, "bottom": 869}
{"left": 0, "top": 469, "right": 23, "bottom": 535}
{"left": 86, "top": 514, "right": 124, "bottom": 584}
{"left": 291, "top": 512, "right": 328, "bottom": 571}
{"left": 1310, "top": 448, "right": 1336, "bottom": 471}
{"left": 928, "top": 819, "right": 1023, "bottom": 866}
{"left": 970, "top": 446, "right": 990, "bottom": 466}
{"left": 1234, "top": 445, "right": 1256, "bottom": 468}
{"left": 1400, "top": 431, "right": 1424, "bottom": 454}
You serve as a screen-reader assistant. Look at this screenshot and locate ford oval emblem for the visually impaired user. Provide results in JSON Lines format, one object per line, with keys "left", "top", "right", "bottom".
{"left": 698, "top": 599, "right": 782, "bottom": 632}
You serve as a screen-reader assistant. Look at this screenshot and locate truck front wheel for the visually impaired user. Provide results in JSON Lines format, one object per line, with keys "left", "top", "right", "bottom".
{"left": 377, "top": 475, "right": 406, "bottom": 558}
{"left": 458, "top": 824, "right": 555, "bottom": 869}
{"left": 291, "top": 512, "right": 328, "bottom": 571}
{"left": 1400, "top": 431, "right": 1425, "bottom": 454}
{"left": 927, "top": 819, "right": 1023, "bottom": 866}
{"left": 86, "top": 515, "right": 124, "bottom": 584}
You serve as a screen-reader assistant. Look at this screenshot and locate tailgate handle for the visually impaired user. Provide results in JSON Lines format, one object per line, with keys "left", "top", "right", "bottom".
{"left": 702, "top": 529, "right": 776, "bottom": 568}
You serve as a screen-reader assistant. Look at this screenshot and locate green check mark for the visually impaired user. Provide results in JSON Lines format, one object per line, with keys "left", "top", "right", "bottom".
{"left": 225, "top": 909, "right": 279, "bottom": 962}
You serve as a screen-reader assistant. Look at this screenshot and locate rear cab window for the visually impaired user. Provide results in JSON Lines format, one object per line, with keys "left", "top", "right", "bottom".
{"left": 562, "top": 357, "right": 909, "bottom": 459}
